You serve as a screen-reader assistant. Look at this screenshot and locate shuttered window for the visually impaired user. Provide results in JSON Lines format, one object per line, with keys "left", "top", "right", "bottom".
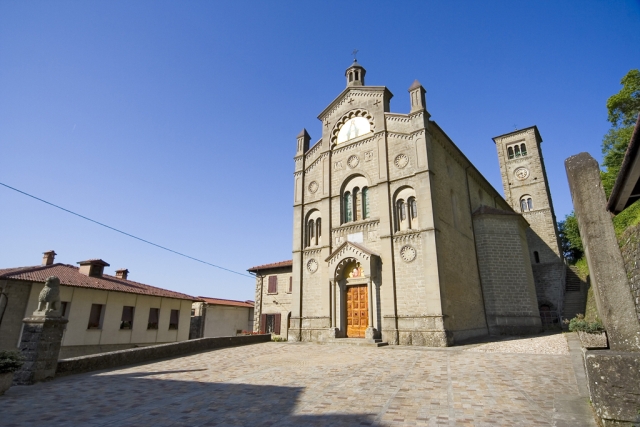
{"left": 169, "top": 309, "right": 179, "bottom": 330}
{"left": 120, "top": 306, "right": 135, "bottom": 330}
{"left": 148, "top": 308, "right": 159, "bottom": 329}
{"left": 87, "top": 304, "right": 103, "bottom": 329}
{"left": 262, "top": 313, "right": 281, "bottom": 335}
{"left": 267, "top": 276, "right": 277, "bottom": 294}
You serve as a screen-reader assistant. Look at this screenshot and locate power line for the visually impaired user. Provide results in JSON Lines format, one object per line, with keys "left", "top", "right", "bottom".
{"left": 0, "top": 181, "right": 254, "bottom": 279}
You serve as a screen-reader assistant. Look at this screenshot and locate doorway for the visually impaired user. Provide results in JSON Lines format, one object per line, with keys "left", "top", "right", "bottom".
{"left": 346, "top": 284, "right": 368, "bottom": 338}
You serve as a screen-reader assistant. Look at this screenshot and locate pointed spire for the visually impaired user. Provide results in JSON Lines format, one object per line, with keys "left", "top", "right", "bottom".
{"left": 345, "top": 60, "right": 366, "bottom": 87}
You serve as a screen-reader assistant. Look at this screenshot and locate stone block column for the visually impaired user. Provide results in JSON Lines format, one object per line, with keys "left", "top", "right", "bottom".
{"left": 14, "top": 316, "right": 68, "bottom": 385}
{"left": 565, "top": 153, "right": 640, "bottom": 351}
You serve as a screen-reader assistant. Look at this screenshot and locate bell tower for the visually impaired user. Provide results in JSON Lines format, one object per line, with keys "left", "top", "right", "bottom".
{"left": 493, "top": 126, "right": 565, "bottom": 319}
{"left": 345, "top": 60, "right": 366, "bottom": 87}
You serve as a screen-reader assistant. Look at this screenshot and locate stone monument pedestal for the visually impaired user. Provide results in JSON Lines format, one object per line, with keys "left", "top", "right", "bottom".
{"left": 13, "top": 316, "right": 68, "bottom": 385}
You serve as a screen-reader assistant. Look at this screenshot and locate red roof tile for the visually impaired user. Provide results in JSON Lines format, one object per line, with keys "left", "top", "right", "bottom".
{"left": 0, "top": 264, "right": 196, "bottom": 301}
{"left": 247, "top": 260, "right": 292, "bottom": 272}
{"left": 198, "top": 296, "right": 254, "bottom": 308}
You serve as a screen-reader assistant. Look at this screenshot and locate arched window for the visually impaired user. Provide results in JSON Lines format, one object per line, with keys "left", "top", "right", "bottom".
{"left": 520, "top": 196, "right": 534, "bottom": 212}
{"left": 527, "top": 197, "right": 533, "bottom": 211}
{"left": 514, "top": 145, "right": 521, "bottom": 157}
{"left": 507, "top": 147, "right": 514, "bottom": 159}
{"left": 307, "top": 219, "right": 314, "bottom": 248}
{"left": 409, "top": 197, "right": 417, "bottom": 219}
{"left": 316, "top": 218, "right": 321, "bottom": 245}
{"left": 520, "top": 143, "right": 527, "bottom": 156}
{"left": 353, "top": 187, "right": 360, "bottom": 221}
{"left": 362, "top": 187, "right": 369, "bottom": 219}
{"left": 344, "top": 192, "right": 352, "bottom": 223}
{"left": 397, "top": 200, "right": 406, "bottom": 221}
{"left": 520, "top": 199, "right": 527, "bottom": 212}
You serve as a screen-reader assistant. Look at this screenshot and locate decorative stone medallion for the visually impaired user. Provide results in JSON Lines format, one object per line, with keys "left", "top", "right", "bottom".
{"left": 347, "top": 155, "right": 360, "bottom": 169}
{"left": 400, "top": 245, "right": 417, "bottom": 263}
{"left": 514, "top": 167, "right": 530, "bottom": 181}
{"left": 307, "top": 259, "right": 318, "bottom": 273}
{"left": 308, "top": 181, "right": 319, "bottom": 193}
{"left": 394, "top": 154, "right": 409, "bottom": 169}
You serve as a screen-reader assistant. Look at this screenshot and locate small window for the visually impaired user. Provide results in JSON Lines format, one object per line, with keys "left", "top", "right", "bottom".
{"left": 520, "top": 199, "right": 527, "bottom": 212}
{"left": 120, "top": 306, "right": 135, "bottom": 330}
{"left": 261, "top": 313, "right": 281, "bottom": 334}
{"left": 267, "top": 276, "right": 278, "bottom": 294}
{"left": 534, "top": 251, "right": 540, "bottom": 263}
{"left": 316, "top": 218, "right": 321, "bottom": 244}
{"left": 409, "top": 197, "right": 418, "bottom": 219}
{"left": 87, "top": 304, "right": 103, "bottom": 329}
{"left": 169, "top": 309, "right": 179, "bottom": 330}
{"left": 147, "top": 308, "right": 159, "bottom": 330}
{"left": 288, "top": 276, "right": 292, "bottom": 293}
{"left": 362, "top": 187, "right": 369, "bottom": 219}
{"left": 520, "top": 143, "right": 527, "bottom": 156}
{"left": 397, "top": 199, "right": 406, "bottom": 221}
{"left": 527, "top": 198, "right": 533, "bottom": 211}
{"left": 507, "top": 147, "right": 514, "bottom": 159}
{"left": 60, "top": 301, "right": 70, "bottom": 319}
{"left": 514, "top": 145, "right": 521, "bottom": 157}
{"left": 344, "top": 192, "right": 352, "bottom": 222}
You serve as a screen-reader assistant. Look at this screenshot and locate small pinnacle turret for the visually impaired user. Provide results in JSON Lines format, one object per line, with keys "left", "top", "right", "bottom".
{"left": 408, "top": 80, "right": 426, "bottom": 113}
{"left": 345, "top": 60, "right": 366, "bottom": 87}
{"left": 296, "top": 129, "right": 310, "bottom": 156}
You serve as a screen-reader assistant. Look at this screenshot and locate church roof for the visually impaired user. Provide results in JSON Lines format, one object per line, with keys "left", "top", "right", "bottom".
{"left": 0, "top": 263, "right": 197, "bottom": 301}
{"left": 492, "top": 126, "right": 541, "bottom": 144}
{"left": 247, "top": 260, "right": 292, "bottom": 272}
{"left": 408, "top": 79, "right": 422, "bottom": 90}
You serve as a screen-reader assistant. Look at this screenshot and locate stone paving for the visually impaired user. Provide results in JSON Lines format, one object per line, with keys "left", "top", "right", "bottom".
{"left": 1, "top": 333, "right": 596, "bottom": 427}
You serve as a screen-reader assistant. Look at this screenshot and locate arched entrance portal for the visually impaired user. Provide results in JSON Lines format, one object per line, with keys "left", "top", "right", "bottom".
{"left": 326, "top": 242, "right": 380, "bottom": 340}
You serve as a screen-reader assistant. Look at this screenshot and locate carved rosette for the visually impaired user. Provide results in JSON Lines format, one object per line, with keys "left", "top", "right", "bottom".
{"left": 308, "top": 181, "right": 319, "bottom": 193}
{"left": 394, "top": 154, "right": 409, "bottom": 169}
{"left": 307, "top": 259, "right": 318, "bottom": 273}
{"left": 347, "top": 155, "right": 360, "bottom": 169}
{"left": 400, "top": 245, "right": 417, "bottom": 263}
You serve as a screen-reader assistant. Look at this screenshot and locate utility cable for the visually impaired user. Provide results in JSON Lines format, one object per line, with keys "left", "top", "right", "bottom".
{"left": 0, "top": 181, "right": 253, "bottom": 279}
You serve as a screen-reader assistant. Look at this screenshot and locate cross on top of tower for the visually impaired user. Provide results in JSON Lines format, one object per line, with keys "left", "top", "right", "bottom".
{"left": 352, "top": 49, "right": 359, "bottom": 61}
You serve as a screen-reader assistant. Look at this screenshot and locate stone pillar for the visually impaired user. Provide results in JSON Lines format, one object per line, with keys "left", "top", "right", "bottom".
{"left": 13, "top": 276, "right": 68, "bottom": 385}
{"left": 565, "top": 153, "right": 640, "bottom": 351}
{"left": 565, "top": 153, "right": 640, "bottom": 426}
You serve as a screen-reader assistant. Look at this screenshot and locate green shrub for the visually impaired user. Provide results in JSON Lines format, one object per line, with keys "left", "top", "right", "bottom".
{"left": 271, "top": 335, "right": 287, "bottom": 342}
{"left": 0, "top": 350, "right": 24, "bottom": 374}
{"left": 566, "top": 314, "right": 605, "bottom": 334}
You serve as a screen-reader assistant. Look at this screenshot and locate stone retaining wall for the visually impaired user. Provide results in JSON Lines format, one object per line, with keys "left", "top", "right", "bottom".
{"left": 618, "top": 224, "right": 640, "bottom": 323}
{"left": 56, "top": 334, "right": 271, "bottom": 377}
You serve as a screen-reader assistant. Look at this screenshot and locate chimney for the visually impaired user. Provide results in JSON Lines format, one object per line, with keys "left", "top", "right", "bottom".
{"left": 77, "top": 259, "right": 110, "bottom": 278}
{"left": 42, "top": 250, "right": 57, "bottom": 266}
{"left": 115, "top": 268, "right": 129, "bottom": 280}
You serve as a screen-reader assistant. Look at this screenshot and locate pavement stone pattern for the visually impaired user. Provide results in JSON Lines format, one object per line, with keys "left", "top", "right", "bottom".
{"left": 1, "top": 333, "right": 596, "bottom": 427}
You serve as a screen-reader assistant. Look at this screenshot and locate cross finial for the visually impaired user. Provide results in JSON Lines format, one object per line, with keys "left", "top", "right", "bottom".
{"left": 352, "top": 49, "right": 359, "bottom": 61}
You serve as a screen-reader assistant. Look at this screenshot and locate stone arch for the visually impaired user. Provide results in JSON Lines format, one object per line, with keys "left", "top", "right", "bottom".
{"left": 330, "top": 109, "right": 375, "bottom": 145}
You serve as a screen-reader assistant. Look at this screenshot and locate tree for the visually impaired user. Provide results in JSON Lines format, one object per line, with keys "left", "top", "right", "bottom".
{"left": 601, "top": 69, "right": 640, "bottom": 198}
{"left": 558, "top": 212, "right": 583, "bottom": 264}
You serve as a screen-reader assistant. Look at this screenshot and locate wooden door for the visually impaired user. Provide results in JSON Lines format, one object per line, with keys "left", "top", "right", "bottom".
{"left": 346, "top": 284, "right": 368, "bottom": 338}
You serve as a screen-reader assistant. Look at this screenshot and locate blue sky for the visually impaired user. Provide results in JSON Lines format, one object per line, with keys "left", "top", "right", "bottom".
{"left": 1, "top": 1, "right": 639, "bottom": 301}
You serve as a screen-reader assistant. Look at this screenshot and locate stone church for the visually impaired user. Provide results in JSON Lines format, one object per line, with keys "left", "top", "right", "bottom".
{"left": 250, "top": 61, "right": 565, "bottom": 346}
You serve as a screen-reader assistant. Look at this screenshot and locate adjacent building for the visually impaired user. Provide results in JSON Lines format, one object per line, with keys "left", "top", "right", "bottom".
{"left": 190, "top": 297, "right": 254, "bottom": 339}
{"left": 248, "top": 260, "right": 293, "bottom": 338}
{"left": 0, "top": 251, "right": 196, "bottom": 358}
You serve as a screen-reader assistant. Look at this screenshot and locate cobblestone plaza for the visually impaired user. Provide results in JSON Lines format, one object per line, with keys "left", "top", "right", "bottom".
{"left": 1, "top": 334, "right": 596, "bottom": 426}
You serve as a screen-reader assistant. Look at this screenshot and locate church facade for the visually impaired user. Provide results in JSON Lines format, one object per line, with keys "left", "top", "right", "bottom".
{"left": 253, "top": 61, "right": 564, "bottom": 346}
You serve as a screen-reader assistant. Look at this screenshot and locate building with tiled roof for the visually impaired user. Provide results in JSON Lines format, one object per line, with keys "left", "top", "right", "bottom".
{"left": 0, "top": 251, "right": 197, "bottom": 358}
{"left": 247, "top": 259, "right": 293, "bottom": 337}
{"left": 190, "top": 296, "right": 255, "bottom": 339}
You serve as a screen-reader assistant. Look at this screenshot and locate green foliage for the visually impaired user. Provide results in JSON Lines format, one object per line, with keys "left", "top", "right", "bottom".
{"left": 601, "top": 69, "right": 640, "bottom": 198}
{"left": 606, "top": 69, "right": 640, "bottom": 128}
{"left": 271, "top": 335, "right": 287, "bottom": 342}
{"left": 566, "top": 314, "right": 605, "bottom": 333}
{"left": 612, "top": 198, "right": 640, "bottom": 237}
{"left": 601, "top": 126, "right": 635, "bottom": 198}
{"left": 558, "top": 212, "right": 583, "bottom": 263}
{"left": 0, "top": 350, "right": 24, "bottom": 374}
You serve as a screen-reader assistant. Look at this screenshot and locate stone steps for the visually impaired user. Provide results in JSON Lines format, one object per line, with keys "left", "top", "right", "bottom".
{"left": 322, "top": 338, "right": 389, "bottom": 347}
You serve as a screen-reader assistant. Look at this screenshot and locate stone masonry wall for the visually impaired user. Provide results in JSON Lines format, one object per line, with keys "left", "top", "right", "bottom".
{"left": 0, "top": 279, "right": 32, "bottom": 351}
{"left": 618, "top": 223, "right": 640, "bottom": 324}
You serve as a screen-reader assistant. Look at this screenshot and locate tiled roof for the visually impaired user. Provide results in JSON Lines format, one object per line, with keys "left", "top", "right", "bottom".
{"left": 0, "top": 264, "right": 197, "bottom": 301}
{"left": 247, "top": 260, "right": 293, "bottom": 272}
{"left": 199, "top": 297, "right": 254, "bottom": 308}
